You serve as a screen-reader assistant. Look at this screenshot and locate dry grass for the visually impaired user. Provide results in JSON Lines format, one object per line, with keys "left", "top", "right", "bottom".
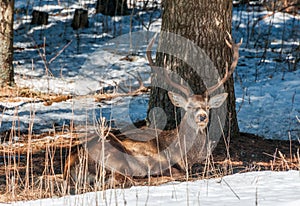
{"left": 0, "top": 86, "right": 299, "bottom": 202}
{"left": 0, "top": 127, "right": 298, "bottom": 202}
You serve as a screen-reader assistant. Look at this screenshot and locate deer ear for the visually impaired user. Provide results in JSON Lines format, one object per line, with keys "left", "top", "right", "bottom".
{"left": 208, "top": 93, "right": 228, "bottom": 108}
{"left": 168, "top": 91, "right": 188, "bottom": 108}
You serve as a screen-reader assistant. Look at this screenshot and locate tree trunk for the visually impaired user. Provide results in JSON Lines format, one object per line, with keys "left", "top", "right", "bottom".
{"left": 147, "top": 0, "right": 239, "bottom": 158}
{"left": 96, "top": 0, "right": 129, "bottom": 16}
{"left": 31, "top": 10, "right": 49, "bottom": 25}
{"left": 71, "top": 9, "right": 89, "bottom": 30}
{"left": 0, "top": 0, "right": 15, "bottom": 87}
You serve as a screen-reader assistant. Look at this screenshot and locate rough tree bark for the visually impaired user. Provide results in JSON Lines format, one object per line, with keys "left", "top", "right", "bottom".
{"left": 0, "top": 0, "right": 15, "bottom": 87}
{"left": 147, "top": 0, "right": 239, "bottom": 163}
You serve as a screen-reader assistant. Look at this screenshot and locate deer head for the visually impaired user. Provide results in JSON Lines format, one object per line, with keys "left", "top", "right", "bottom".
{"left": 147, "top": 32, "right": 242, "bottom": 133}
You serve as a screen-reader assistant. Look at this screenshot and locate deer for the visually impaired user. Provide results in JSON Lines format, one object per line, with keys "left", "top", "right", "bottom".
{"left": 63, "top": 33, "right": 242, "bottom": 187}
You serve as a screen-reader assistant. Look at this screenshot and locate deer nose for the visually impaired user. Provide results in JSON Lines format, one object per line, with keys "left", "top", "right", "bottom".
{"left": 199, "top": 114, "right": 207, "bottom": 122}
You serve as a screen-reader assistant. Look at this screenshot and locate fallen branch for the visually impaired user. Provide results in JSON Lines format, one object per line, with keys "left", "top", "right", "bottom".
{"left": 94, "top": 72, "right": 150, "bottom": 102}
{"left": 43, "top": 95, "right": 73, "bottom": 106}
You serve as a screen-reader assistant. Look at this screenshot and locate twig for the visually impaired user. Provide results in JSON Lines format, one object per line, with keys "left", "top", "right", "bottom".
{"left": 221, "top": 178, "right": 240, "bottom": 200}
{"left": 252, "top": 3, "right": 300, "bottom": 28}
{"left": 29, "top": 36, "right": 53, "bottom": 77}
{"left": 49, "top": 40, "right": 73, "bottom": 64}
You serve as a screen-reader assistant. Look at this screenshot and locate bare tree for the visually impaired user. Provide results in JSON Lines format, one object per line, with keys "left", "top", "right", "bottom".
{"left": 147, "top": 0, "right": 240, "bottom": 167}
{"left": 0, "top": 0, "right": 15, "bottom": 87}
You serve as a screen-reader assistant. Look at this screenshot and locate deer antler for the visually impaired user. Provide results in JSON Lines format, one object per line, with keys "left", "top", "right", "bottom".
{"left": 206, "top": 32, "right": 243, "bottom": 95}
{"left": 147, "top": 32, "right": 242, "bottom": 97}
{"left": 146, "top": 34, "right": 191, "bottom": 97}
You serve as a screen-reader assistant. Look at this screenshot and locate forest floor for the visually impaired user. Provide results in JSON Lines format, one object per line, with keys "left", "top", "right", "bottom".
{"left": 0, "top": 1, "right": 299, "bottom": 203}
{"left": 0, "top": 126, "right": 298, "bottom": 201}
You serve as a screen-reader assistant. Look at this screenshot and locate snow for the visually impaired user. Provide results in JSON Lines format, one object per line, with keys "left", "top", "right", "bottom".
{"left": 232, "top": 8, "right": 300, "bottom": 140}
{"left": 6, "top": 1, "right": 299, "bottom": 139}
{"left": 3, "top": 170, "right": 300, "bottom": 206}
{"left": 0, "top": 0, "right": 299, "bottom": 205}
{"left": 6, "top": 0, "right": 300, "bottom": 139}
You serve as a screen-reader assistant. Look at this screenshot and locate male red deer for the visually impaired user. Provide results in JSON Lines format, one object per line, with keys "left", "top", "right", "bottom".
{"left": 64, "top": 33, "right": 242, "bottom": 186}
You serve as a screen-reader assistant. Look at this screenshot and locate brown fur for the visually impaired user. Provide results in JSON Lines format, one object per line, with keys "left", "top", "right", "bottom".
{"left": 63, "top": 127, "right": 189, "bottom": 187}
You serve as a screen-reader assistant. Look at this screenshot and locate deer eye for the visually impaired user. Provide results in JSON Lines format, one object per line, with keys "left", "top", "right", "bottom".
{"left": 206, "top": 106, "right": 210, "bottom": 110}
{"left": 186, "top": 104, "right": 196, "bottom": 110}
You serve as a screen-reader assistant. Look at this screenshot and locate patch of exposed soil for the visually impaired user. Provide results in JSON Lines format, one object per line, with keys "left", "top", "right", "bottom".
{"left": 213, "top": 132, "right": 299, "bottom": 172}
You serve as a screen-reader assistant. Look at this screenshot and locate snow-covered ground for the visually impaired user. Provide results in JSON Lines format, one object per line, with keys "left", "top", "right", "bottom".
{"left": 232, "top": 7, "right": 300, "bottom": 140}
{"left": 3, "top": 0, "right": 298, "bottom": 140}
{"left": 2, "top": 170, "right": 299, "bottom": 206}
{"left": 0, "top": 0, "right": 299, "bottom": 205}
{"left": 1, "top": 1, "right": 299, "bottom": 140}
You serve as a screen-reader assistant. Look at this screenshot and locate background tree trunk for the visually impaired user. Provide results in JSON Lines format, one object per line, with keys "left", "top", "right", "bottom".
{"left": 0, "top": 0, "right": 15, "bottom": 87}
{"left": 31, "top": 10, "right": 49, "bottom": 25}
{"left": 147, "top": 0, "right": 239, "bottom": 150}
{"left": 96, "top": 0, "right": 129, "bottom": 16}
{"left": 71, "top": 9, "right": 89, "bottom": 30}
